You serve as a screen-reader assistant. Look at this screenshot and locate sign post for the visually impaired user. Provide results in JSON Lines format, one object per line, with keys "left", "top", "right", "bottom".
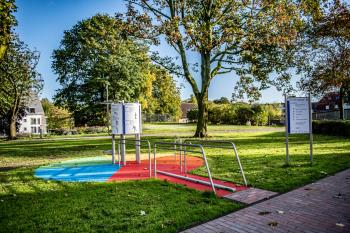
{"left": 111, "top": 102, "right": 142, "bottom": 165}
{"left": 285, "top": 95, "right": 313, "bottom": 164}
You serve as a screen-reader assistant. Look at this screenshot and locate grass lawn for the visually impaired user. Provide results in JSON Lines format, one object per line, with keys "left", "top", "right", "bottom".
{"left": 0, "top": 124, "right": 349, "bottom": 232}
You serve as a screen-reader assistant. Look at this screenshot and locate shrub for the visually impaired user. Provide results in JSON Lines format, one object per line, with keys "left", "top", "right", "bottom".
{"left": 312, "top": 120, "right": 350, "bottom": 137}
{"left": 187, "top": 109, "right": 198, "bottom": 122}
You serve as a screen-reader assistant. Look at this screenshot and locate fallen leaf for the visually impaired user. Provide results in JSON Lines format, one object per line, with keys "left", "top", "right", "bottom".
{"left": 140, "top": 210, "right": 146, "bottom": 216}
{"left": 336, "top": 223, "right": 345, "bottom": 227}
{"left": 258, "top": 211, "right": 271, "bottom": 215}
{"left": 268, "top": 221, "right": 278, "bottom": 226}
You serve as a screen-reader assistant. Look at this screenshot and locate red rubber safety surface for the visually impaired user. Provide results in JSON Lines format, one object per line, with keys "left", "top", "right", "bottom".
{"left": 108, "top": 155, "right": 247, "bottom": 197}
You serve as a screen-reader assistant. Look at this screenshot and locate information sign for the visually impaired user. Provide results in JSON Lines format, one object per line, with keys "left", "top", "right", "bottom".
{"left": 287, "top": 97, "right": 310, "bottom": 134}
{"left": 111, "top": 103, "right": 142, "bottom": 135}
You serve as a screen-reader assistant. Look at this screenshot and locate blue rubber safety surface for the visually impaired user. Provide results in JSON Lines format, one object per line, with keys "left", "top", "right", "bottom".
{"left": 35, "top": 158, "right": 121, "bottom": 182}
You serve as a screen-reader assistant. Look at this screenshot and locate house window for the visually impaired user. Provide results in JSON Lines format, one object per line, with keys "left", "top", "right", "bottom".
{"left": 31, "top": 118, "right": 37, "bottom": 125}
{"left": 23, "top": 119, "right": 27, "bottom": 123}
{"left": 31, "top": 126, "right": 37, "bottom": 133}
{"left": 29, "top": 108, "right": 35, "bottom": 113}
{"left": 335, "top": 105, "right": 339, "bottom": 109}
{"left": 37, "top": 118, "right": 41, "bottom": 125}
{"left": 24, "top": 127, "right": 27, "bottom": 131}
{"left": 325, "top": 105, "right": 329, "bottom": 110}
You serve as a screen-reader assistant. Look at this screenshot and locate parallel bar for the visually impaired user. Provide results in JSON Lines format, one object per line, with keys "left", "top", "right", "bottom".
{"left": 185, "top": 139, "right": 248, "bottom": 186}
{"left": 157, "top": 170, "right": 236, "bottom": 192}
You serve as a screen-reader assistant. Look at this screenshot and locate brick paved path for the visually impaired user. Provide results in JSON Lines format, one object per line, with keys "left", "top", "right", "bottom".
{"left": 182, "top": 169, "right": 350, "bottom": 233}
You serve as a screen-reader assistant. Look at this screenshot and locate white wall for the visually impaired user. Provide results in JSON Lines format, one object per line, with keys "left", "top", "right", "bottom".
{"left": 18, "top": 114, "right": 46, "bottom": 134}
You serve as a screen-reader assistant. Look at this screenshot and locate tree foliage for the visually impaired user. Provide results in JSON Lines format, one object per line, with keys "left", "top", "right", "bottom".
{"left": 0, "top": 0, "right": 16, "bottom": 61}
{"left": 41, "top": 98, "right": 73, "bottom": 130}
{"left": 0, "top": 35, "right": 42, "bottom": 139}
{"left": 127, "top": 0, "right": 321, "bottom": 137}
{"left": 299, "top": 0, "right": 350, "bottom": 119}
{"left": 52, "top": 14, "right": 151, "bottom": 126}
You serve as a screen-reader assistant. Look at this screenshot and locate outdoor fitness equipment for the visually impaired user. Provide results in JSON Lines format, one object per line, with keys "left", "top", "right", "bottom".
{"left": 113, "top": 137, "right": 152, "bottom": 177}
{"left": 184, "top": 139, "right": 247, "bottom": 186}
{"left": 154, "top": 141, "right": 237, "bottom": 194}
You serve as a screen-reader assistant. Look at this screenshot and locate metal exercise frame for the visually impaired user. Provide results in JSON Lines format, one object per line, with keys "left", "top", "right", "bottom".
{"left": 112, "top": 137, "right": 152, "bottom": 177}
{"left": 154, "top": 142, "right": 235, "bottom": 194}
{"left": 184, "top": 139, "right": 248, "bottom": 186}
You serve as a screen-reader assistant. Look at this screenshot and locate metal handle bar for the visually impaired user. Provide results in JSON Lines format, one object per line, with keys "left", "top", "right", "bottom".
{"left": 184, "top": 139, "right": 247, "bottom": 186}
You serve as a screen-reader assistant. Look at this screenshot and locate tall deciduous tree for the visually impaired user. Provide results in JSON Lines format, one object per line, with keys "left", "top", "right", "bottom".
{"left": 41, "top": 98, "right": 73, "bottom": 130}
{"left": 52, "top": 14, "right": 151, "bottom": 126}
{"left": 299, "top": 0, "right": 350, "bottom": 120}
{"left": 0, "top": 35, "right": 42, "bottom": 139}
{"left": 126, "top": 0, "right": 321, "bottom": 137}
{"left": 0, "top": 0, "right": 16, "bottom": 61}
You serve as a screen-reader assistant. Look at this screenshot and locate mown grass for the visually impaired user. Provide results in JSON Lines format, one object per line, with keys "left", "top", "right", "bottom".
{"left": 0, "top": 124, "right": 349, "bottom": 232}
{"left": 0, "top": 169, "right": 239, "bottom": 233}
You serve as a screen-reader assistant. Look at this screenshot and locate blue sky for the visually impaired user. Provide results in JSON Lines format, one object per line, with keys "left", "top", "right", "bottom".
{"left": 15, "top": 0, "right": 285, "bottom": 103}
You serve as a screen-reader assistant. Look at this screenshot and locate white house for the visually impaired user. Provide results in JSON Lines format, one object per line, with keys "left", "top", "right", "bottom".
{"left": 18, "top": 94, "right": 47, "bottom": 135}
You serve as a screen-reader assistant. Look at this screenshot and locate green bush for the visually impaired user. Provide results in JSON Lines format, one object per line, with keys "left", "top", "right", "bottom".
{"left": 313, "top": 120, "right": 350, "bottom": 137}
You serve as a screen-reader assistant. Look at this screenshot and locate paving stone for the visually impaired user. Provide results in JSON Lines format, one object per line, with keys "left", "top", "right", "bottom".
{"left": 224, "top": 187, "right": 278, "bottom": 204}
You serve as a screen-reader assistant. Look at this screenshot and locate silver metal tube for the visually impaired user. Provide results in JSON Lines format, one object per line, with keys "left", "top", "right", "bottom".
{"left": 147, "top": 141, "right": 151, "bottom": 178}
{"left": 156, "top": 171, "right": 235, "bottom": 192}
{"left": 232, "top": 143, "right": 247, "bottom": 186}
{"left": 153, "top": 144, "right": 157, "bottom": 177}
{"left": 285, "top": 94, "right": 290, "bottom": 165}
{"left": 308, "top": 93, "right": 313, "bottom": 163}
{"left": 117, "top": 140, "right": 121, "bottom": 166}
{"left": 200, "top": 146, "right": 216, "bottom": 194}
{"left": 179, "top": 143, "right": 182, "bottom": 173}
{"left": 112, "top": 134, "right": 115, "bottom": 164}
{"left": 184, "top": 145, "right": 187, "bottom": 174}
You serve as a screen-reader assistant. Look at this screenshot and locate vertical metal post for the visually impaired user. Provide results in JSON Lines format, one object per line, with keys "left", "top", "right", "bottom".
{"left": 112, "top": 134, "right": 115, "bottom": 164}
{"left": 308, "top": 93, "right": 313, "bottom": 163}
{"left": 184, "top": 145, "right": 187, "bottom": 174}
{"left": 285, "top": 94, "right": 290, "bottom": 165}
{"left": 174, "top": 138, "right": 177, "bottom": 159}
{"left": 117, "top": 140, "right": 121, "bottom": 166}
{"left": 200, "top": 146, "right": 216, "bottom": 194}
{"left": 135, "top": 134, "right": 141, "bottom": 164}
{"left": 153, "top": 144, "right": 157, "bottom": 177}
{"left": 147, "top": 141, "right": 151, "bottom": 178}
{"left": 121, "top": 134, "right": 126, "bottom": 165}
{"left": 232, "top": 144, "right": 247, "bottom": 186}
{"left": 179, "top": 141, "right": 183, "bottom": 173}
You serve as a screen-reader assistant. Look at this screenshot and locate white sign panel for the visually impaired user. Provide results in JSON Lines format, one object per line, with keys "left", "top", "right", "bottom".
{"left": 124, "top": 103, "right": 141, "bottom": 134}
{"left": 111, "top": 103, "right": 123, "bottom": 134}
{"left": 111, "top": 103, "right": 142, "bottom": 135}
{"left": 287, "top": 97, "right": 310, "bottom": 134}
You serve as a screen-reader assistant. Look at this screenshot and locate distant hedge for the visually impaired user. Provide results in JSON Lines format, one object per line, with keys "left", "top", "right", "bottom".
{"left": 313, "top": 120, "right": 350, "bottom": 137}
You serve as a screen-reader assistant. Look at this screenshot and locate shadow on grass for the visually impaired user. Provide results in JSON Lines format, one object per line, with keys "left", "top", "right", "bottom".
{"left": 0, "top": 168, "right": 241, "bottom": 233}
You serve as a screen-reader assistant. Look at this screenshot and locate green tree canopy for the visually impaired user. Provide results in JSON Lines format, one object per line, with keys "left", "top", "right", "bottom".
{"left": 0, "top": 35, "right": 42, "bottom": 139}
{"left": 41, "top": 98, "right": 73, "bottom": 130}
{"left": 52, "top": 14, "right": 151, "bottom": 126}
{"left": 299, "top": 0, "right": 350, "bottom": 119}
{"left": 126, "top": 0, "right": 322, "bottom": 137}
{"left": 0, "top": 0, "right": 16, "bottom": 61}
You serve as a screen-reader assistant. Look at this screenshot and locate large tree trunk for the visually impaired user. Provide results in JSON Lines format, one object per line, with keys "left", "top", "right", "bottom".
{"left": 9, "top": 116, "right": 17, "bottom": 140}
{"left": 194, "top": 93, "right": 209, "bottom": 137}
{"left": 194, "top": 52, "right": 211, "bottom": 138}
{"left": 339, "top": 86, "right": 345, "bottom": 120}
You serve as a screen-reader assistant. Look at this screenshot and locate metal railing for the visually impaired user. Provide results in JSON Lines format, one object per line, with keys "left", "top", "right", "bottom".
{"left": 184, "top": 139, "right": 247, "bottom": 186}
{"left": 153, "top": 141, "right": 238, "bottom": 194}
{"left": 112, "top": 137, "right": 152, "bottom": 177}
